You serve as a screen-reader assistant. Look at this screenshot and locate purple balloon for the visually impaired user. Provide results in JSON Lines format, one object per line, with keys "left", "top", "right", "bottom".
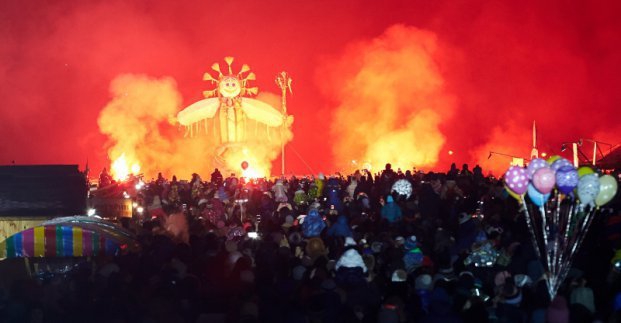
{"left": 551, "top": 158, "right": 573, "bottom": 172}
{"left": 527, "top": 158, "right": 548, "bottom": 179}
{"left": 533, "top": 167, "right": 556, "bottom": 194}
{"left": 504, "top": 166, "right": 529, "bottom": 195}
{"left": 555, "top": 165, "right": 579, "bottom": 195}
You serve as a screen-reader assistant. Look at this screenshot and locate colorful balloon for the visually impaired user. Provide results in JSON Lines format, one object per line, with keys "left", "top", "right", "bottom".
{"left": 533, "top": 167, "right": 556, "bottom": 194}
{"left": 527, "top": 183, "right": 550, "bottom": 207}
{"left": 241, "top": 161, "right": 249, "bottom": 170}
{"left": 577, "top": 166, "right": 595, "bottom": 178}
{"left": 504, "top": 166, "right": 529, "bottom": 195}
{"left": 504, "top": 185, "right": 522, "bottom": 202}
{"left": 527, "top": 158, "right": 548, "bottom": 179}
{"left": 547, "top": 155, "right": 562, "bottom": 164}
{"left": 577, "top": 174, "right": 599, "bottom": 208}
{"left": 595, "top": 175, "right": 618, "bottom": 206}
{"left": 555, "top": 165, "right": 579, "bottom": 195}
{"left": 551, "top": 158, "right": 573, "bottom": 172}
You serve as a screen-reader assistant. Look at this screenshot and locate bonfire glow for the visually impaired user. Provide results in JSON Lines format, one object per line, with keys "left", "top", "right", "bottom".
{"left": 242, "top": 166, "right": 265, "bottom": 179}
{"left": 111, "top": 153, "right": 141, "bottom": 181}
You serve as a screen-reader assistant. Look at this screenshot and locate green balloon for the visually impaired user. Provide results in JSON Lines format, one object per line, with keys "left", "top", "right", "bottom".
{"left": 547, "top": 155, "right": 562, "bottom": 164}
{"left": 577, "top": 166, "right": 595, "bottom": 178}
{"left": 595, "top": 175, "right": 618, "bottom": 206}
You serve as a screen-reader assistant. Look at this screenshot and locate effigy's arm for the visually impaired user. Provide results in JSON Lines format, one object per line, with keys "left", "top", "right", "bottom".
{"left": 177, "top": 98, "right": 220, "bottom": 126}
{"left": 240, "top": 98, "right": 285, "bottom": 127}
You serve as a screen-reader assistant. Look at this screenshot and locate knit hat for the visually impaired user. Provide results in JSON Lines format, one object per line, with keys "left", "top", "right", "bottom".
{"left": 415, "top": 274, "right": 433, "bottom": 290}
{"left": 394, "top": 236, "right": 405, "bottom": 246}
{"left": 404, "top": 235, "right": 418, "bottom": 250}
{"left": 403, "top": 247, "right": 424, "bottom": 273}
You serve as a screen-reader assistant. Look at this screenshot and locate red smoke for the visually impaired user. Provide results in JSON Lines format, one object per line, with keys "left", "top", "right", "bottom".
{"left": 1, "top": 0, "right": 620, "bottom": 177}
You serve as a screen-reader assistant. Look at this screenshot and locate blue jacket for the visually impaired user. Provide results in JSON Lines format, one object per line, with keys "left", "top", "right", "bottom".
{"left": 381, "top": 196, "right": 402, "bottom": 223}
{"left": 327, "top": 216, "right": 353, "bottom": 237}
{"left": 302, "top": 209, "right": 326, "bottom": 238}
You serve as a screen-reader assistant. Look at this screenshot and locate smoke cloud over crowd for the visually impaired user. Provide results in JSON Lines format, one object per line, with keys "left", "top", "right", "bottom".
{"left": 320, "top": 25, "right": 455, "bottom": 173}
{"left": 2, "top": 0, "right": 620, "bottom": 177}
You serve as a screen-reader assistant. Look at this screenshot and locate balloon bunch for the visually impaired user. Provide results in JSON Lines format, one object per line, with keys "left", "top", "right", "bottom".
{"left": 504, "top": 156, "right": 618, "bottom": 299}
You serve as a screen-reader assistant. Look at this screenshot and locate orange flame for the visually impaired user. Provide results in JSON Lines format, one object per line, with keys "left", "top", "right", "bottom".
{"left": 227, "top": 147, "right": 269, "bottom": 179}
{"left": 111, "top": 153, "right": 141, "bottom": 181}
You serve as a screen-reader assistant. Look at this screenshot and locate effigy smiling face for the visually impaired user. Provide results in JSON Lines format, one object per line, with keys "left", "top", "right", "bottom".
{"left": 219, "top": 76, "right": 241, "bottom": 98}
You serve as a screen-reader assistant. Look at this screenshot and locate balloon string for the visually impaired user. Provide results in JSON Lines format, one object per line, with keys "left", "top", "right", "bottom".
{"left": 540, "top": 202, "right": 551, "bottom": 279}
{"left": 521, "top": 196, "right": 541, "bottom": 259}
{"left": 552, "top": 192, "right": 562, "bottom": 278}
{"left": 556, "top": 202, "right": 574, "bottom": 279}
{"left": 552, "top": 200, "right": 573, "bottom": 296}
{"left": 555, "top": 206, "right": 596, "bottom": 294}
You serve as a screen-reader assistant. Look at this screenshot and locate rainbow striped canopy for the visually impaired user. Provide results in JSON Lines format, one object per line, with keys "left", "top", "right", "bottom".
{"left": 0, "top": 217, "right": 136, "bottom": 258}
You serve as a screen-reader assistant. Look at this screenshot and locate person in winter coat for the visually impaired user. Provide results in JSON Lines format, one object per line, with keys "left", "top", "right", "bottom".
{"left": 325, "top": 177, "right": 344, "bottom": 215}
{"left": 327, "top": 215, "right": 353, "bottom": 238}
{"left": 403, "top": 236, "right": 424, "bottom": 273}
{"left": 381, "top": 195, "right": 402, "bottom": 224}
{"left": 335, "top": 238, "right": 368, "bottom": 288}
{"left": 272, "top": 179, "right": 288, "bottom": 203}
{"left": 301, "top": 209, "right": 326, "bottom": 238}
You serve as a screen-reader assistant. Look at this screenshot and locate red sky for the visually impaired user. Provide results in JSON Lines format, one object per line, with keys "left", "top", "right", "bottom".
{"left": 2, "top": 0, "right": 620, "bottom": 178}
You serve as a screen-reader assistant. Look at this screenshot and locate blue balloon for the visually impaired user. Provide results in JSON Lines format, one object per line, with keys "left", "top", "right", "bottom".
{"left": 527, "top": 158, "right": 548, "bottom": 179}
{"left": 527, "top": 183, "right": 550, "bottom": 207}
{"left": 551, "top": 158, "right": 573, "bottom": 172}
{"left": 556, "top": 165, "right": 579, "bottom": 195}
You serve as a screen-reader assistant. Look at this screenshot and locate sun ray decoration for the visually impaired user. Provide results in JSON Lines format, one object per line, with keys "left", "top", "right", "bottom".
{"left": 176, "top": 57, "right": 293, "bottom": 177}
{"left": 195, "top": 57, "right": 258, "bottom": 143}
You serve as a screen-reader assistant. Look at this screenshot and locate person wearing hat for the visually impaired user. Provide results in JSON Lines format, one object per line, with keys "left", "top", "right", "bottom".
{"left": 327, "top": 215, "right": 353, "bottom": 238}
{"left": 281, "top": 215, "right": 295, "bottom": 232}
{"left": 302, "top": 209, "right": 326, "bottom": 238}
{"left": 335, "top": 245, "right": 368, "bottom": 288}
{"left": 414, "top": 274, "right": 433, "bottom": 315}
{"left": 403, "top": 236, "right": 424, "bottom": 273}
{"left": 381, "top": 195, "right": 402, "bottom": 224}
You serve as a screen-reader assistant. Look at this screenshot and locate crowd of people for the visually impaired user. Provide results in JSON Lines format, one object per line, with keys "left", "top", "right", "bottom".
{"left": 2, "top": 163, "right": 621, "bottom": 323}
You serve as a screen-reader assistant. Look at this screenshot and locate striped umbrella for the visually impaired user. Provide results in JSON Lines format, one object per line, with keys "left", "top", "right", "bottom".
{"left": 0, "top": 225, "right": 124, "bottom": 258}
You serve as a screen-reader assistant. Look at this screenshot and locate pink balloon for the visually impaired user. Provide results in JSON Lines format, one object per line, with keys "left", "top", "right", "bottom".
{"left": 533, "top": 167, "right": 556, "bottom": 194}
{"left": 504, "top": 166, "right": 529, "bottom": 195}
